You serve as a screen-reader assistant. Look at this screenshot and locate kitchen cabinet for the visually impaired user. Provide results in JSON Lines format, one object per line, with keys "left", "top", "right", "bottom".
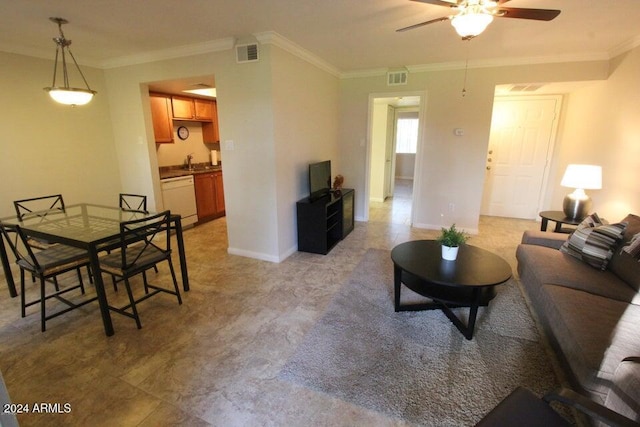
{"left": 150, "top": 93, "right": 173, "bottom": 143}
{"left": 171, "top": 96, "right": 214, "bottom": 121}
{"left": 194, "top": 171, "right": 225, "bottom": 223}
{"left": 202, "top": 101, "right": 220, "bottom": 143}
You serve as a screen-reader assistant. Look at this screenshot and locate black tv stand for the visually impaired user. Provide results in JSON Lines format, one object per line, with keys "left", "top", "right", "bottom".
{"left": 296, "top": 188, "right": 354, "bottom": 255}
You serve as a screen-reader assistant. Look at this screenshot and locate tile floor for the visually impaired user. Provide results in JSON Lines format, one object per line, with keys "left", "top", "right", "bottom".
{"left": 0, "top": 181, "right": 540, "bottom": 426}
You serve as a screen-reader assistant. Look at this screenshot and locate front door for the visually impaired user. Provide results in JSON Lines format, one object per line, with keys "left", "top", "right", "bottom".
{"left": 481, "top": 96, "right": 561, "bottom": 219}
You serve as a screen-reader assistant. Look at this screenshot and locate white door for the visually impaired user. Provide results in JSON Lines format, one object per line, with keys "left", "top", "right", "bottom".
{"left": 481, "top": 96, "right": 561, "bottom": 219}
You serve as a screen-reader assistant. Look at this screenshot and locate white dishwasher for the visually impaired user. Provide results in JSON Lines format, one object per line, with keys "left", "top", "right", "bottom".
{"left": 161, "top": 175, "right": 198, "bottom": 227}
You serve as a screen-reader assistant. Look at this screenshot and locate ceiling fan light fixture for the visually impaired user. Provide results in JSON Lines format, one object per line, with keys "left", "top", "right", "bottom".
{"left": 451, "top": 9, "right": 494, "bottom": 39}
{"left": 43, "top": 17, "right": 96, "bottom": 106}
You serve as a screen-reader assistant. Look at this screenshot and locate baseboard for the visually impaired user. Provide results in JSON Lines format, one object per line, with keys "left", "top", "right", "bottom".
{"left": 412, "top": 222, "right": 479, "bottom": 235}
{"left": 227, "top": 245, "right": 296, "bottom": 263}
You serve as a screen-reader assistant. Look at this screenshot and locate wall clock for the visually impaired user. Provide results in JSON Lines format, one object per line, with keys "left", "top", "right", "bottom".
{"left": 177, "top": 126, "right": 189, "bottom": 140}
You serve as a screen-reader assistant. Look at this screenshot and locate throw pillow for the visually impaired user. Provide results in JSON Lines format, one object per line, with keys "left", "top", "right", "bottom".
{"left": 608, "top": 214, "right": 640, "bottom": 292}
{"left": 560, "top": 213, "right": 628, "bottom": 270}
{"left": 622, "top": 232, "right": 640, "bottom": 258}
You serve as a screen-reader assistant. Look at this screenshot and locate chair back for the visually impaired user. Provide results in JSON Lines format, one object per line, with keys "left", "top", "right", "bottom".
{"left": 14, "top": 195, "right": 65, "bottom": 220}
{"left": 0, "top": 221, "right": 41, "bottom": 271}
{"left": 118, "top": 211, "right": 171, "bottom": 271}
{"left": 119, "top": 193, "right": 148, "bottom": 213}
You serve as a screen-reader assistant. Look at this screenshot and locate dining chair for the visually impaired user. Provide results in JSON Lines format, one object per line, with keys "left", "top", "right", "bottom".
{"left": 13, "top": 194, "right": 65, "bottom": 250}
{"left": 98, "top": 210, "right": 181, "bottom": 329}
{"left": 0, "top": 221, "right": 97, "bottom": 332}
{"left": 119, "top": 193, "right": 148, "bottom": 213}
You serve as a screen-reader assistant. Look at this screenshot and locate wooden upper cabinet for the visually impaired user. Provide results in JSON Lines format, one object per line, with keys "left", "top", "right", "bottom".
{"left": 149, "top": 93, "right": 173, "bottom": 143}
{"left": 194, "top": 99, "right": 213, "bottom": 120}
{"left": 171, "top": 96, "right": 195, "bottom": 120}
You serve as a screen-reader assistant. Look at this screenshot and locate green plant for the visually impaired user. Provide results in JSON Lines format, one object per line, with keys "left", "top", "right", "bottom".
{"left": 437, "top": 224, "right": 468, "bottom": 247}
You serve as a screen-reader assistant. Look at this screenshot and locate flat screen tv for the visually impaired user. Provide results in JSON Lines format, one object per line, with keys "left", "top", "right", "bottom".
{"left": 309, "top": 160, "right": 331, "bottom": 201}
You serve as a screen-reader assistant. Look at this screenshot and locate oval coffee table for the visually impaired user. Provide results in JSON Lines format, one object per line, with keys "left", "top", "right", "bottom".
{"left": 391, "top": 240, "right": 512, "bottom": 340}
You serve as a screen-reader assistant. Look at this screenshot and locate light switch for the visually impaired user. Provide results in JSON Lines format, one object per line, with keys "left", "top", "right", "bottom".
{"left": 224, "top": 140, "right": 235, "bottom": 151}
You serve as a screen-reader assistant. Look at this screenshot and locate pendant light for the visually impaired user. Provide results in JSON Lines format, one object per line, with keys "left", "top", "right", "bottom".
{"left": 43, "top": 17, "right": 96, "bottom": 106}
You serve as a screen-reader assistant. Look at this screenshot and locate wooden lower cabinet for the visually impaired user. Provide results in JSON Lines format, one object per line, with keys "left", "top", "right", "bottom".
{"left": 194, "top": 171, "right": 225, "bottom": 223}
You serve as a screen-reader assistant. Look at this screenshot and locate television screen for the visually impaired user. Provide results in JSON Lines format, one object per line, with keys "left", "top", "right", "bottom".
{"left": 309, "top": 160, "right": 331, "bottom": 201}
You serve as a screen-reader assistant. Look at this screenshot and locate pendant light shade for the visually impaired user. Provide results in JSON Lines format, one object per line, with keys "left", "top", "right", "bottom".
{"left": 43, "top": 17, "right": 96, "bottom": 106}
{"left": 451, "top": 6, "right": 494, "bottom": 39}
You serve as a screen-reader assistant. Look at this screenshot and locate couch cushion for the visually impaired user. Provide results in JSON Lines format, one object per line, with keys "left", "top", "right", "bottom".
{"left": 537, "top": 285, "right": 640, "bottom": 400}
{"left": 517, "top": 244, "right": 639, "bottom": 304}
{"left": 560, "top": 214, "right": 628, "bottom": 271}
{"left": 609, "top": 214, "right": 640, "bottom": 292}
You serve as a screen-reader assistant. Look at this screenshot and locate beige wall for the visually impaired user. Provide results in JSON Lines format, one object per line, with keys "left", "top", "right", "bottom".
{"left": 270, "top": 46, "right": 340, "bottom": 258}
{"left": 339, "top": 59, "right": 611, "bottom": 232}
{"left": 551, "top": 47, "right": 640, "bottom": 221}
{"left": 156, "top": 121, "right": 214, "bottom": 167}
{"left": 0, "top": 52, "right": 121, "bottom": 218}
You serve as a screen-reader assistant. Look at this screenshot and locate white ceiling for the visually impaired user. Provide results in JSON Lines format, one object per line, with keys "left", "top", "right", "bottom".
{"left": 2, "top": 0, "right": 640, "bottom": 74}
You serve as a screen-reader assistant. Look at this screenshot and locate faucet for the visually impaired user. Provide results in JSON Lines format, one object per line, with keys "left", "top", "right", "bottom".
{"left": 186, "top": 153, "right": 194, "bottom": 170}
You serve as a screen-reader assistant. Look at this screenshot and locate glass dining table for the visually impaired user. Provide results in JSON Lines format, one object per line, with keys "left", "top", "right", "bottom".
{"left": 0, "top": 204, "right": 190, "bottom": 336}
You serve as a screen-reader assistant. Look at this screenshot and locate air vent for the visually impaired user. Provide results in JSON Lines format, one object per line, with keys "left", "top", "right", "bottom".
{"left": 236, "top": 43, "right": 259, "bottom": 63}
{"left": 387, "top": 70, "right": 408, "bottom": 86}
{"left": 509, "top": 84, "right": 544, "bottom": 93}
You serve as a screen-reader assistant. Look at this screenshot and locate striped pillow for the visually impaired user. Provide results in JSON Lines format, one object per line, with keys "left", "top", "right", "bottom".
{"left": 560, "top": 214, "right": 628, "bottom": 270}
{"left": 622, "top": 232, "right": 640, "bottom": 259}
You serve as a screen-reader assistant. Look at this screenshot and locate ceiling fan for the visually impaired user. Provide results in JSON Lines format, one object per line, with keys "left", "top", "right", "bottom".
{"left": 397, "top": 0, "right": 561, "bottom": 40}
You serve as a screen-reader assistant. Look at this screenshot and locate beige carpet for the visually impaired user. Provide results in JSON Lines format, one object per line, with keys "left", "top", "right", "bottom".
{"left": 280, "top": 248, "right": 561, "bottom": 426}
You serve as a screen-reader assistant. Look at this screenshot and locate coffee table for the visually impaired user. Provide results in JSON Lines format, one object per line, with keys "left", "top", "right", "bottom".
{"left": 391, "top": 240, "right": 512, "bottom": 340}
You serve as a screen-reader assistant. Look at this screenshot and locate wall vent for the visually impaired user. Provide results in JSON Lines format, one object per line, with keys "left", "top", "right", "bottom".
{"left": 387, "top": 70, "right": 408, "bottom": 86}
{"left": 236, "top": 43, "right": 259, "bottom": 63}
{"left": 509, "top": 83, "right": 544, "bottom": 93}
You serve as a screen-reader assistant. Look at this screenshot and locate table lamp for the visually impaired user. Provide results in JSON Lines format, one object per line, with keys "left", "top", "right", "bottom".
{"left": 560, "top": 164, "right": 602, "bottom": 219}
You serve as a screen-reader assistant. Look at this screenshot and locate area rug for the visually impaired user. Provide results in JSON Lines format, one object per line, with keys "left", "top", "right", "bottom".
{"left": 279, "top": 248, "right": 560, "bottom": 426}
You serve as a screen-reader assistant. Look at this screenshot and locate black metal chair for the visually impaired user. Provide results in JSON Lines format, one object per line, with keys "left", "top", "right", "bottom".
{"left": 119, "top": 193, "right": 148, "bottom": 213}
{"left": 13, "top": 194, "right": 66, "bottom": 250}
{"left": 98, "top": 210, "right": 181, "bottom": 329}
{"left": 475, "top": 386, "right": 639, "bottom": 427}
{"left": 0, "top": 221, "right": 97, "bottom": 332}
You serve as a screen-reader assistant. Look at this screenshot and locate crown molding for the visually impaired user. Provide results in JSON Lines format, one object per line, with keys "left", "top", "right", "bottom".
{"left": 609, "top": 35, "right": 640, "bottom": 58}
{"left": 99, "top": 37, "right": 235, "bottom": 69}
{"left": 254, "top": 31, "right": 340, "bottom": 77}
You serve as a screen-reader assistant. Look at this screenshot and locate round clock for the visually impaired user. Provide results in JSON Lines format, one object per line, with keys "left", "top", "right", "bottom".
{"left": 177, "top": 126, "right": 189, "bottom": 140}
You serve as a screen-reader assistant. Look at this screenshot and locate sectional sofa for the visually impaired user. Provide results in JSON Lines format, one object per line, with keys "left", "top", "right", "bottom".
{"left": 516, "top": 213, "right": 640, "bottom": 423}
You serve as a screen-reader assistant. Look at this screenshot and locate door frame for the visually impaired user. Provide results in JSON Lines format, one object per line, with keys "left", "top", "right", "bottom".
{"left": 363, "top": 90, "right": 427, "bottom": 223}
{"left": 482, "top": 94, "right": 563, "bottom": 219}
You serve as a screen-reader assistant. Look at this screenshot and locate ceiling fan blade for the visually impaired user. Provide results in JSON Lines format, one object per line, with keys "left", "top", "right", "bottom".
{"left": 396, "top": 16, "right": 451, "bottom": 32}
{"left": 410, "top": 0, "right": 458, "bottom": 8}
{"left": 495, "top": 7, "right": 561, "bottom": 21}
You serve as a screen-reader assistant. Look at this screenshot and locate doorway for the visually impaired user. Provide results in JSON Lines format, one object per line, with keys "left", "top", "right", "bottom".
{"left": 480, "top": 95, "right": 562, "bottom": 219}
{"left": 365, "top": 93, "right": 424, "bottom": 224}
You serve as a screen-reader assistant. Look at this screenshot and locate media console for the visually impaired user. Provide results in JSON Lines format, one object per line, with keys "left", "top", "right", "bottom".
{"left": 296, "top": 188, "right": 354, "bottom": 254}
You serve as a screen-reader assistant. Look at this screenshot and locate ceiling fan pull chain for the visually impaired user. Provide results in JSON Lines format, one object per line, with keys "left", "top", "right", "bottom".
{"left": 462, "top": 40, "right": 470, "bottom": 97}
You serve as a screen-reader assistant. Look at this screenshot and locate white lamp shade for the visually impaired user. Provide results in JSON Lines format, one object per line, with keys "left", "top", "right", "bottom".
{"left": 46, "top": 88, "right": 95, "bottom": 106}
{"left": 560, "top": 164, "right": 602, "bottom": 190}
{"left": 451, "top": 12, "right": 493, "bottom": 38}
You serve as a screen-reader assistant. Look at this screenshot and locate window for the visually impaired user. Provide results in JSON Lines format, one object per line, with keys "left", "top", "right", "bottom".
{"left": 395, "top": 116, "right": 419, "bottom": 154}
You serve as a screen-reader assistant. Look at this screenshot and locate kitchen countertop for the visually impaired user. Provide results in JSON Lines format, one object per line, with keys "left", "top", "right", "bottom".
{"left": 160, "top": 165, "right": 222, "bottom": 180}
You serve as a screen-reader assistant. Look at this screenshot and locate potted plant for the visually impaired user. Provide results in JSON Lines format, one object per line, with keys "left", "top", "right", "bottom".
{"left": 437, "top": 224, "right": 468, "bottom": 261}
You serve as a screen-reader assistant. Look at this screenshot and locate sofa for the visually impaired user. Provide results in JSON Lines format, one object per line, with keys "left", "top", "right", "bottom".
{"left": 516, "top": 213, "right": 640, "bottom": 424}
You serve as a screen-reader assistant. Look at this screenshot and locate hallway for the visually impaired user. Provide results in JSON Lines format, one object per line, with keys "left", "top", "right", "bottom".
{"left": 369, "top": 178, "right": 413, "bottom": 225}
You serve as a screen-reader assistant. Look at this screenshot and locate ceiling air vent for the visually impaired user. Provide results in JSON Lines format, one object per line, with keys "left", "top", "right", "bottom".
{"left": 236, "top": 43, "right": 259, "bottom": 63}
{"left": 387, "top": 70, "right": 408, "bottom": 86}
{"left": 509, "top": 84, "right": 544, "bottom": 93}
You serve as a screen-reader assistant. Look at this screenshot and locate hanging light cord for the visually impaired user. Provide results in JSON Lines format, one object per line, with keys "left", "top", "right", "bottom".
{"left": 50, "top": 18, "right": 93, "bottom": 92}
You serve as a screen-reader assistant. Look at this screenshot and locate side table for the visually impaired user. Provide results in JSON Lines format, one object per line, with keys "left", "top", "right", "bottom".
{"left": 539, "top": 210, "right": 582, "bottom": 233}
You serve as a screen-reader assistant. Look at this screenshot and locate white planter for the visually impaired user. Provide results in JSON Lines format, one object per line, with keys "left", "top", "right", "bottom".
{"left": 441, "top": 245, "right": 459, "bottom": 261}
